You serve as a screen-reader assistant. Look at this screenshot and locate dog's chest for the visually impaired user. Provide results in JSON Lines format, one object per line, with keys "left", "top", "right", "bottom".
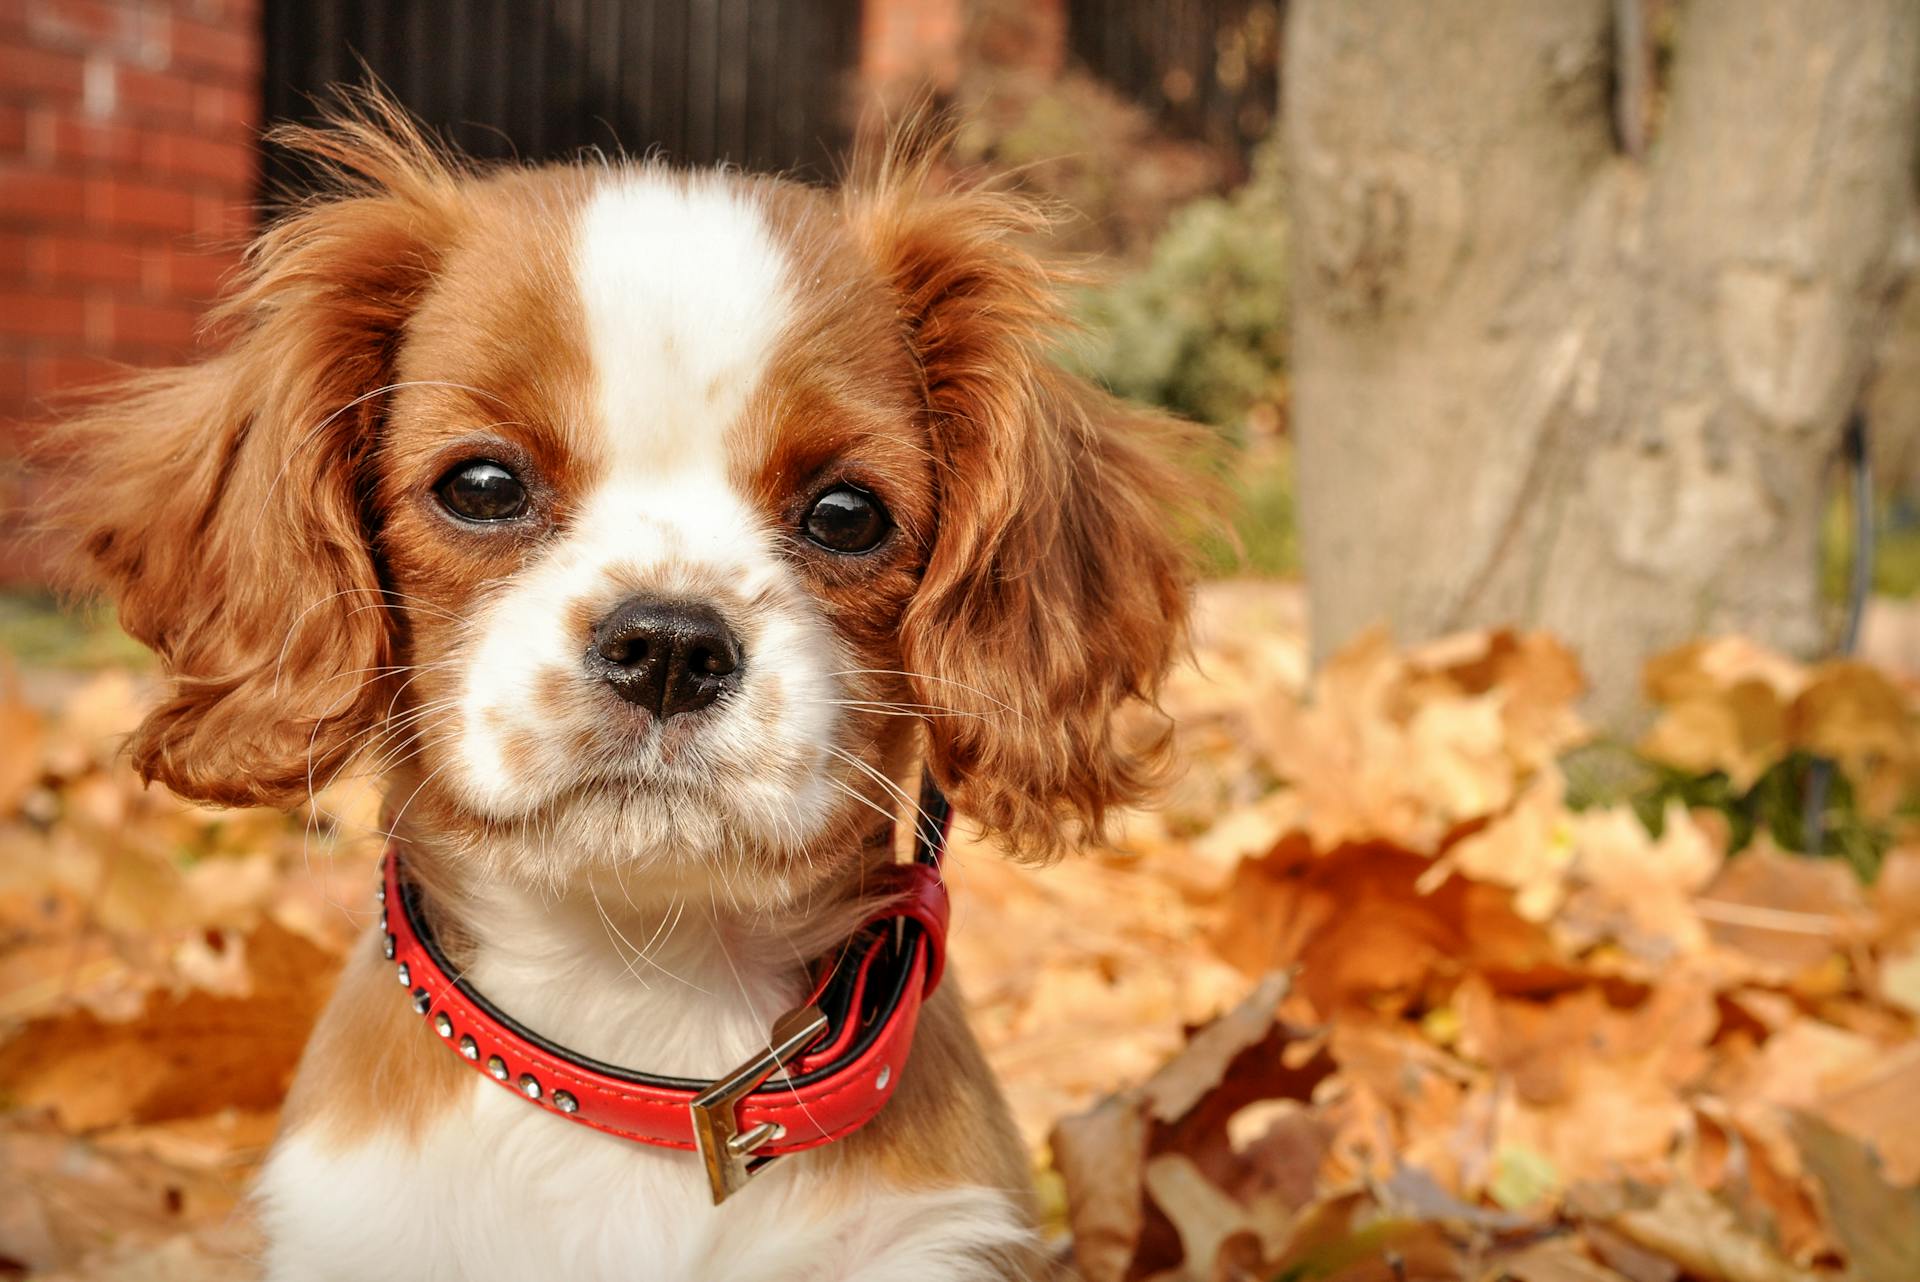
{"left": 262, "top": 1083, "right": 787, "bottom": 1280}
{"left": 255, "top": 892, "right": 1028, "bottom": 1281}
{"left": 259, "top": 1027, "right": 1024, "bottom": 1282}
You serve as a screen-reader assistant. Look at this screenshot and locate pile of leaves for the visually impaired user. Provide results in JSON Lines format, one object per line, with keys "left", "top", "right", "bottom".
{"left": 0, "top": 665, "right": 382, "bottom": 1280}
{"left": 948, "top": 587, "right": 1918, "bottom": 1281}
{"left": 0, "top": 582, "right": 1916, "bottom": 1280}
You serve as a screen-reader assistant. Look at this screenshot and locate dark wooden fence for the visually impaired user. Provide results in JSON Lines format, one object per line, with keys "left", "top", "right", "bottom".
{"left": 261, "top": 0, "right": 863, "bottom": 198}
{"left": 1066, "top": 0, "right": 1282, "bottom": 163}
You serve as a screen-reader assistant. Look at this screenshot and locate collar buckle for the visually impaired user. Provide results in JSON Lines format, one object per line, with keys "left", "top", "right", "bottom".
{"left": 689, "top": 1004, "right": 831, "bottom": 1205}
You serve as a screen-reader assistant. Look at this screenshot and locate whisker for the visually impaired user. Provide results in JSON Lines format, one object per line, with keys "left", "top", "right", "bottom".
{"left": 373, "top": 757, "right": 456, "bottom": 845}
{"left": 259, "top": 380, "right": 512, "bottom": 518}
{"left": 827, "top": 669, "right": 1022, "bottom": 717}
{"left": 823, "top": 775, "right": 902, "bottom": 831}
{"left": 822, "top": 744, "right": 931, "bottom": 837}
{"left": 798, "top": 698, "right": 994, "bottom": 723}
{"left": 587, "top": 883, "right": 654, "bottom": 992}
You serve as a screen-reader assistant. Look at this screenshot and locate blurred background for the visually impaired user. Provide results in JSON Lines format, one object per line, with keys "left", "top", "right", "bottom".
{"left": 2, "top": 3, "right": 1919, "bottom": 1280}
{"left": 3, "top": 0, "right": 1916, "bottom": 702}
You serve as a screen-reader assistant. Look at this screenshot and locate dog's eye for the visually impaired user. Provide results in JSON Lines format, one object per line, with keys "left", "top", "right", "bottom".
{"left": 437, "top": 460, "right": 527, "bottom": 522}
{"left": 802, "top": 484, "right": 891, "bottom": 554}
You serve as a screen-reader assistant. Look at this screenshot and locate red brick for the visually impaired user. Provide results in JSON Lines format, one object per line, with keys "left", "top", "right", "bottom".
{"left": 118, "top": 64, "right": 197, "bottom": 121}
{"left": 0, "top": 42, "right": 85, "bottom": 102}
{"left": 38, "top": 110, "right": 140, "bottom": 165}
{"left": 176, "top": 0, "right": 244, "bottom": 20}
{"left": 0, "top": 289, "right": 85, "bottom": 339}
{"left": 0, "top": 102, "right": 24, "bottom": 154}
{"left": 163, "top": 242, "right": 237, "bottom": 298}
{"left": 0, "top": 0, "right": 27, "bottom": 36}
{"left": 173, "top": 0, "right": 257, "bottom": 23}
{"left": 26, "top": 350, "right": 119, "bottom": 396}
{"left": 192, "top": 190, "right": 250, "bottom": 240}
{"left": 31, "top": 232, "right": 147, "bottom": 286}
{"left": 104, "top": 296, "right": 199, "bottom": 348}
{"left": 28, "top": 0, "right": 141, "bottom": 52}
{"left": 167, "top": 14, "right": 252, "bottom": 79}
{"left": 191, "top": 82, "right": 253, "bottom": 134}
{"left": 139, "top": 129, "right": 254, "bottom": 186}
{"left": 87, "top": 176, "right": 195, "bottom": 233}
{"left": 0, "top": 356, "right": 28, "bottom": 403}
{"left": 0, "top": 228, "right": 27, "bottom": 271}
{"left": 0, "top": 165, "right": 84, "bottom": 221}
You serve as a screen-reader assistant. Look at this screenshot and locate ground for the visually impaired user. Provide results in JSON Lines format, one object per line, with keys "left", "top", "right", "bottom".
{"left": 0, "top": 583, "right": 1916, "bottom": 1281}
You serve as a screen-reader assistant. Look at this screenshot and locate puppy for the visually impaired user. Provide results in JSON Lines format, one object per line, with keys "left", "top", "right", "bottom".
{"left": 43, "top": 98, "right": 1195, "bottom": 1282}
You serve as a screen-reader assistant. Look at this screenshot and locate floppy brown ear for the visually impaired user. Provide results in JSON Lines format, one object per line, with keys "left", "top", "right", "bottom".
{"left": 37, "top": 103, "right": 461, "bottom": 808}
{"left": 847, "top": 146, "right": 1206, "bottom": 859}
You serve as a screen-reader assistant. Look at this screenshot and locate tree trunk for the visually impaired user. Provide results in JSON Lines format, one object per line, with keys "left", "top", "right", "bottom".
{"left": 1286, "top": 0, "right": 1920, "bottom": 727}
{"left": 1865, "top": 213, "right": 1920, "bottom": 502}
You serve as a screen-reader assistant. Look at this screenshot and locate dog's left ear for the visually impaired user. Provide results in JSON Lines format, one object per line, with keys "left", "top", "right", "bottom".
{"left": 846, "top": 147, "right": 1205, "bottom": 860}
{"left": 36, "top": 97, "right": 462, "bottom": 808}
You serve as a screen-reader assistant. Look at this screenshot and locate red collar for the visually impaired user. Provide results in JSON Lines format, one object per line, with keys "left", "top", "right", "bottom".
{"left": 378, "top": 777, "right": 952, "bottom": 1204}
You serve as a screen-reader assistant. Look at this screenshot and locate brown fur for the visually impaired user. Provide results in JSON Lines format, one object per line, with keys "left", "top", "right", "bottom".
{"left": 35, "top": 95, "right": 1198, "bottom": 1262}
{"left": 278, "top": 924, "right": 470, "bottom": 1144}
{"left": 845, "top": 132, "right": 1206, "bottom": 860}
{"left": 36, "top": 98, "right": 466, "bottom": 807}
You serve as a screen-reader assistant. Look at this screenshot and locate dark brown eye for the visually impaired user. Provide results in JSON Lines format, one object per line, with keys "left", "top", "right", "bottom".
{"left": 802, "top": 484, "right": 890, "bottom": 554}
{"left": 436, "top": 460, "right": 527, "bottom": 522}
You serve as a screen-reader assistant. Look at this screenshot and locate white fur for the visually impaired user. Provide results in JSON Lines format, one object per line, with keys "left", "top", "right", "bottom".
{"left": 256, "top": 173, "right": 1033, "bottom": 1279}
{"left": 450, "top": 171, "right": 845, "bottom": 868}
{"left": 256, "top": 891, "right": 1030, "bottom": 1281}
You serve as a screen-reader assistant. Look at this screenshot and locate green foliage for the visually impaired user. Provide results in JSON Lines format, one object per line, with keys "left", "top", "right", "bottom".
{"left": 1195, "top": 441, "right": 1300, "bottom": 579}
{"left": 1561, "top": 741, "right": 1900, "bottom": 883}
{"left": 0, "top": 590, "right": 147, "bottom": 671}
{"left": 1069, "top": 144, "right": 1288, "bottom": 435}
{"left": 1822, "top": 490, "right": 1920, "bottom": 602}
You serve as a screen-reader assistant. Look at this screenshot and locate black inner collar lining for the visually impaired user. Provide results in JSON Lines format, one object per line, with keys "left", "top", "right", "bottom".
{"left": 398, "top": 870, "right": 924, "bottom": 1093}
{"left": 396, "top": 774, "right": 950, "bottom": 1096}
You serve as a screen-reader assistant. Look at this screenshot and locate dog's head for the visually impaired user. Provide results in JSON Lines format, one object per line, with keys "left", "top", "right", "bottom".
{"left": 44, "top": 102, "right": 1199, "bottom": 900}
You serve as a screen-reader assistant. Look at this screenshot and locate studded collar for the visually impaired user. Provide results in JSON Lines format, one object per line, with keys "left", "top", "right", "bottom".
{"left": 378, "top": 776, "right": 953, "bottom": 1205}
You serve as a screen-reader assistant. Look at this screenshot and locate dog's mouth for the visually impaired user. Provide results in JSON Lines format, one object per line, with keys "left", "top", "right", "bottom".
{"left": 440, "top": 731, "right": 850, "bottom": 871}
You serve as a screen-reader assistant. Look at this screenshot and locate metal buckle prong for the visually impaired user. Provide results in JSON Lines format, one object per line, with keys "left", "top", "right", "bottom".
{"left": 689, "top": 1004, "right": 829, "bottom": 1205}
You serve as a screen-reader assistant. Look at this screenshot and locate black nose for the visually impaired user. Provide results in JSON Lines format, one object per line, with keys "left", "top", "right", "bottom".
{"left": 587, "top": 597, "right": 743, "bottom": 719}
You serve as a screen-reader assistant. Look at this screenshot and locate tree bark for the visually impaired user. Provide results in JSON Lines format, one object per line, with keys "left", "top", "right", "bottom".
{"left": 1865, "top": 214, "right": 1920, "bottom": 501}
{"left": 1286, "top": 0, "right": 1920, "bottom": 726}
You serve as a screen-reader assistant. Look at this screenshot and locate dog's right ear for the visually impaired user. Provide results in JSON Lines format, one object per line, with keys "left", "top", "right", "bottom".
{"left": 36, "top": 98, "right": 463, "bottom": 808}
{"left": 844, "top": 122, "right": 1206, "bottom": 861}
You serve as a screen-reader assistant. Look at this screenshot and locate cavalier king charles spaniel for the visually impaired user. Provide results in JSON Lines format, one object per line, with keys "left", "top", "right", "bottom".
{"left": 43, "top": 96, "right": 1198, "bottom": 1282}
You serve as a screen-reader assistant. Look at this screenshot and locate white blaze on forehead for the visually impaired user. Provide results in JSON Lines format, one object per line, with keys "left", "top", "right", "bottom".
{"left": 446, "top": 170, "right": 841, "bottom": 837}
{"left": 574, "top": 171, "right": 793, "bottom": 482}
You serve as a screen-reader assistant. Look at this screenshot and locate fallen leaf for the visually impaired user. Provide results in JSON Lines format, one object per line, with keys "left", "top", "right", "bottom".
{"left": 1607, "top": 1180, "right": 1820, "bottom": 1282}
{"left": 1790, "top": 1113, "right": 1920, "bottom": 1282}
{"left": 1808, "top": 1041, "right": 1920, "bottom": 1185}
{"left": 1696, "top": 844, "right": 1863, "bottom": 980}
{"left": 0, "top": 660, "right": 45, "bottom": 817}
{"left": 1051, "top": 972, "right": 1333, "bottom": 1281}
{"left": 1489, "top": 1145, "right": 1560, "bottom": 1211}
{"left": 0, "top": 920, "right": 340, "bottom": 1131}
{"left": 1495, "top": 1238, "right": 1636, "bottom": 1282}
{"left": 1790, "top": 664, "right": 1917, "bottom": 819}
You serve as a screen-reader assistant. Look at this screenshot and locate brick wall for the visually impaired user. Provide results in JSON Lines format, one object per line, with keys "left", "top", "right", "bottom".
{"left": 0, "top": 0, "right": 260, "bottom": 582}
{"left": 861, "top": 0, "right": 967, "bottom": 95}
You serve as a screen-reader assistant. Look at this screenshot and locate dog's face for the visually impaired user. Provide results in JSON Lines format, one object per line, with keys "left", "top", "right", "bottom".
{"left": 47, "top": 109, "right": 1196, "bottom": 900}
{"left": 376, "top": 173, "right": 941, "bottom": 890}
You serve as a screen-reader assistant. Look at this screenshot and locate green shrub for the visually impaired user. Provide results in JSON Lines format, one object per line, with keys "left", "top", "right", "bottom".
{"left": 1195, "top": 441, "right": 1299, "bottom": 579}
{"left": 1561, "top": 741, "right": 1907, "bottom": 884}
{"left": 1069, "top": 143, "right": 1288, "bottom": 436}
{"left": 1822, "top": 490, "right": 1920, "bottom": 604}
